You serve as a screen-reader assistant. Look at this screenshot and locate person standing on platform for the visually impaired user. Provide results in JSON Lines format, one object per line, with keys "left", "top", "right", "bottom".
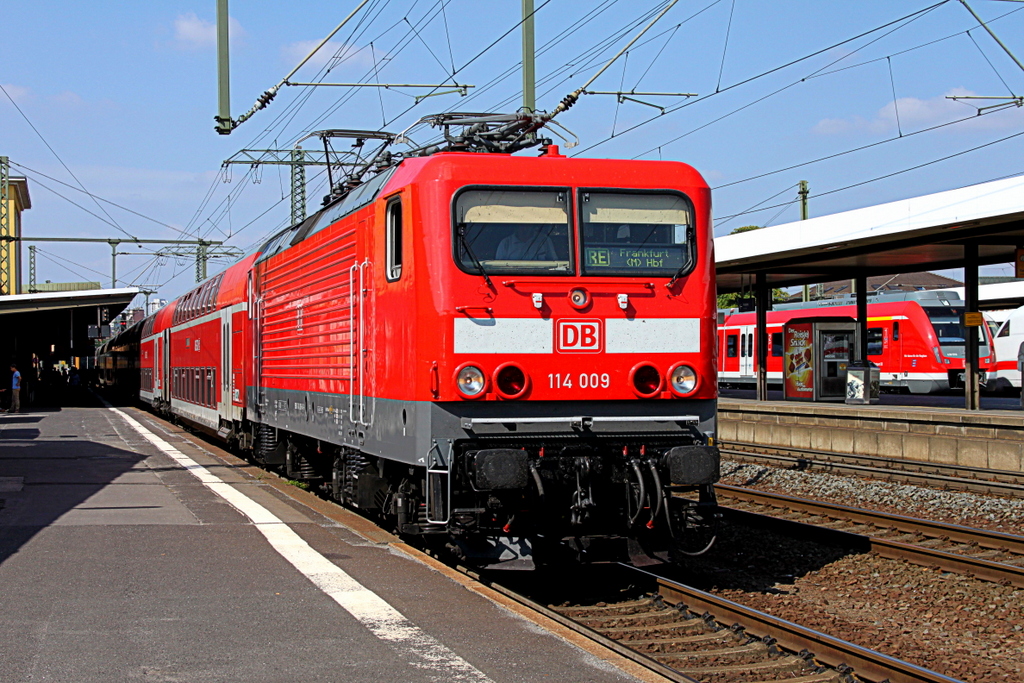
{"left": 1, "top": 364, "right": 21, "bottom": 413}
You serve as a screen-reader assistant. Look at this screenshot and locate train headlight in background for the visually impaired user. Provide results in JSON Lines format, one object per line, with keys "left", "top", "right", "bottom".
{"left": 456, "top": 365, "right": 486, "bottom": 398}
{"left": 669, "top": 364, "right": 698, "bottom": 396}
{"left": 568, "top": 287, "right": 591, "bottom": 310}
{"left": 630, "top": 363, "right": 663, "bottom": 398}
{"left": 494, "top": 363, "right": 529, "bottom": 399}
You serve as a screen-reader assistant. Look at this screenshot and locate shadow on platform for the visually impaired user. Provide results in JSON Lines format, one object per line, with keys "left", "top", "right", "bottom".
{"left": 0, "top": 414, "right": 149, "bottom": 567}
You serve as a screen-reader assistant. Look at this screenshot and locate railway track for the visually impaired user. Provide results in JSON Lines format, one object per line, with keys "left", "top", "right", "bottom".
{"left": 485, "top": 565, "right": 963, "bottom": 683}
{"left": 719, "top": 441, "right": 1024, "bottom": 498}
{"left": 716, "top": 484, "right": 1024, "bottom": 588}
{"left": 151, "top": 407, "right": 969, "bottom": 683}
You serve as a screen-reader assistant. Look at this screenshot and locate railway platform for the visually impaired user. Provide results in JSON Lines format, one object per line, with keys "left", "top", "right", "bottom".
{"left": 0, "top": 402, "right": 657, "bottom": 683}
{"left": 718, "top": 396, "right": 1024, "bottom": 474}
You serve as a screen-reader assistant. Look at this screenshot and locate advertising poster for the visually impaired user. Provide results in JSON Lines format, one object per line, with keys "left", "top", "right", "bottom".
{"left": 784, "top": 323, "right": 814, "bottom": 400}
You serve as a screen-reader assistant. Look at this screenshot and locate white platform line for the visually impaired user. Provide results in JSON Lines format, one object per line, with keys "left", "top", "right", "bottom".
{"left": 108, "top": 406, "right": 494, "bottom": 683}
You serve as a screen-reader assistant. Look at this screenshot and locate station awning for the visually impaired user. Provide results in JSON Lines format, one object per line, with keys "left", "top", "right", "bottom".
{"left": 715, "top": 176, "right": 1024, "bottom": 293}
{"left": 0, "top": 287, "right": 138, "bottom": 316}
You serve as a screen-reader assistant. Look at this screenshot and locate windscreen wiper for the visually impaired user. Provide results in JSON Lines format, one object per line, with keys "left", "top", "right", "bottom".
{"left": 458, "top": 223, "right": 493, "bottom": 287}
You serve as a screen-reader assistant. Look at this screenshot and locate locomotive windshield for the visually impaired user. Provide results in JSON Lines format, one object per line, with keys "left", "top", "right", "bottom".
{"left": 579, "top": 191, "right": 692, "bottom": 277}
{"left": 454, "top": 189, "right": 572, "bottom": 275}
{"left": 923, "top": 306, "right": 990, "bottom": 358}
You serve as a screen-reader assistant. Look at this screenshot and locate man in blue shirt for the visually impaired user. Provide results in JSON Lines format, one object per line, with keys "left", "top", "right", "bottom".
{"left": 2, "top": 364, "right": 21, "bottom": 413}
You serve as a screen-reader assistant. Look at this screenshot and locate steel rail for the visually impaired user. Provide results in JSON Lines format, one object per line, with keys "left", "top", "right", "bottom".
{"left": 717, "top": 484, "right": 1024, "bottom": 553}
{"left": 129, "top": 404, "right": 965, "bottom": 683}
{"left": 719, "top": 441, "right": 1024, "bottom": 497}
{"left": 718, "top": 486, "right": 1024, "bottom": 588}
{"left": 654, "top": 575, "right": 965, "bottom": 683}
{"left": 455, "top": 570, "right": 700, "bottom": 683}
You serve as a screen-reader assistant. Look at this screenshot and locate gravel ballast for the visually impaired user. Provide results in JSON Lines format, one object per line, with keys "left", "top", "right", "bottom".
{"left": 718, "top": 459, "right": 1024, "bottom": 534}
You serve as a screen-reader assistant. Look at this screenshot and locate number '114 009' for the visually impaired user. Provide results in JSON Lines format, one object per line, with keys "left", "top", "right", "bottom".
{"left": 548, "top": 372, "right": 610, "bottom": 389}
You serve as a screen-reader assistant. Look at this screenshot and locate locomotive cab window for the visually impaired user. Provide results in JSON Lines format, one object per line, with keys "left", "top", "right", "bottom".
{"left": 579, "top": 191, "right": 693, "bottom": 277}
{"left": 454, "top": 188, "right": 571, "bottom": 275}
{"left": 386, "top": 196, "right": 403, "bottom": 281}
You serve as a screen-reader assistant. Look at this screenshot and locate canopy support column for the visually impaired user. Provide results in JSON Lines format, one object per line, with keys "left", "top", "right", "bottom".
{"left": 856, "top": 274, "right": 868, "bottom": 364}
{"left": 965, "top": 244, "right": 980, "bottom": 411}
{"left": 756, "top": 272, "right": 769, "bottom": 401}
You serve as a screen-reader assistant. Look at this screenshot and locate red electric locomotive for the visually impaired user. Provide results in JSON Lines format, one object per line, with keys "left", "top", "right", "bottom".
{"left": 101, "top": 115, "right": 721, "bottom": 568}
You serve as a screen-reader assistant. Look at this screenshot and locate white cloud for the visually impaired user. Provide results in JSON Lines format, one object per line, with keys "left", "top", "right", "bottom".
{"left": 50, "top": 91, "right": 85, "bottom": 108}
{"left": 173, "top": 12, "right": 245, "bottom": 50}
{"left": 281, "top": 40, "right": 378, "bottom": 72}
{"left": 1, "top": 83, "right": 32, "bottom": 103}
{"left": 814, "top": 88, "right": 1024, "bottom": 135}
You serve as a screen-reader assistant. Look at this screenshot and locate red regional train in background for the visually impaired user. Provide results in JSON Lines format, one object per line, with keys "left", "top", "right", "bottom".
{"left": 718, "top": 291, "right": 996, "bottom": 394}
{"left": 98, "top": 114, "right": 721, "bottom": 569}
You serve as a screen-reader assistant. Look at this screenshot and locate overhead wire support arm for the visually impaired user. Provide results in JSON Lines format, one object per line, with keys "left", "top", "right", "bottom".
{"left": 284, "top": 82, "right": 473, "bottom": 93}
{"left": 217, "top": 0, "right": 373, "bottom": 134}
{"left": 946, "top": 94, "right": 1024, "bottom": 114}
{"left": 548, "top": 0, "right": 680, "bottom": 121}
{"left": 582, "top": 90, "right": 698, "bottom": 114}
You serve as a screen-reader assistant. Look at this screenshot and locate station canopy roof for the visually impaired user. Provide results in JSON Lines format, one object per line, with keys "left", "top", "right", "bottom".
{"left": 0, "top": 287, "right": 138, "bottom": 316}
{"left": 715, "top": 175, "right": 1024, "bottom": 294}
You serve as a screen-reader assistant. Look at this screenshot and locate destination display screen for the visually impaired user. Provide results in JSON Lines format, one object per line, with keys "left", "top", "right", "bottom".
{"left": 583, "top": 245, "right": 686, "bottom": 271}
{"left": 579, "top": 191, "right": 693, "bottom": 277}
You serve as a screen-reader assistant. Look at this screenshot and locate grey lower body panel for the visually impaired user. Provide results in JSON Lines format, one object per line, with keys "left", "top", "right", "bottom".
{"left": 250, "top": 386, "right": 716, "bottom": 466}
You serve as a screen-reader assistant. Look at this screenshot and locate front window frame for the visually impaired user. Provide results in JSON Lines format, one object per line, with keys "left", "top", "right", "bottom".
{"left": 451, "top": 185, "right": 575, "bottom": 278}
{"left": 576, "top": 188, "right": 696, "bottom": 278}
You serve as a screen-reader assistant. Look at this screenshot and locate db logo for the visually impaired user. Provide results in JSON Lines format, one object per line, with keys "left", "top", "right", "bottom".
{"left": 556, "top": 319, "right": 602, "bottom": 353}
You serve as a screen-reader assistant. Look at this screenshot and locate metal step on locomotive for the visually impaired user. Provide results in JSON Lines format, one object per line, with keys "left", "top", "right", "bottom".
{"left": 98, "top": 111, "right": 721, "bottom": 569}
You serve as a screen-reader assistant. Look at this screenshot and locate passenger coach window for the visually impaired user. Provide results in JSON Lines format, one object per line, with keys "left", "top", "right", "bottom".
{"left": 386, "top": 197, "right": 403, "bottom": 281}
{"left": 454, "top": 189, "right": 571, "bottom": 275}
{"left": 727, "top": 334, "right": 738, "bottom": 358}
{"left": 867, "top": 327, "right": 883, "bottom": 356}
{"left": 771, "top": 332, "right": 783, "bottom": 357}
{"left": 579, "top": 191, "right": 692, "bottom": 277}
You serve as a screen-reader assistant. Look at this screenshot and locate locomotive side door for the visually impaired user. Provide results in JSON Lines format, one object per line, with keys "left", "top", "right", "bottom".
{"left": 348, "top": 252, "right": 375, "bottom": 428}
{"left": 739, "top": 324, "right": 755, "bottom": 377}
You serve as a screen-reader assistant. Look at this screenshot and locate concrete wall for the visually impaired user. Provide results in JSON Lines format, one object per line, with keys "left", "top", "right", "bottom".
{"left": 717, "top": 400, "right": 1024, "bottom": 473}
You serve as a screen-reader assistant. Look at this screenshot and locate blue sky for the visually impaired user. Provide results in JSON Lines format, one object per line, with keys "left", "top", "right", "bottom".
{"left": 2, "top": 0, "right": 1023, "bottom": 304}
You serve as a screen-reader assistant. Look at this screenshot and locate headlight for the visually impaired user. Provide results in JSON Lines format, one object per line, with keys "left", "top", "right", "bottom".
{"left": 456, "top": 366, "right": 486, "bottom": 397}
{"left": 670, "top": 364, "right": 698, "bottom": 395}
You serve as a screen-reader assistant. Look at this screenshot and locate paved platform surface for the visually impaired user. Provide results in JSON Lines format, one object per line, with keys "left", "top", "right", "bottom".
{"left": 0, "top": 404, "right": 643, "bottom": 683}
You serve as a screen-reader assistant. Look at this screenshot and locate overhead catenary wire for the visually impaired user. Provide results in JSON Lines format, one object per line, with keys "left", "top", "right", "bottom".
{"left": 715, "top": 0, "right": 737, "bottom": 92}
{"left": 11, "top": 162, "right": 192, "bottom": 236}
{"left": 571, "top": 0, "right": 952, "bottom": 157}
{"left": 0, "top": 83, "right": 135, "bottom": 240}
{"left": 713, "top": 106, "right": 1014, "bottom": 191}
{"left": 715, "top": 127, "right": 1024, "bottom": 222}
{"left": 966, "top": 29, "right": 1018, "bottom": 94}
